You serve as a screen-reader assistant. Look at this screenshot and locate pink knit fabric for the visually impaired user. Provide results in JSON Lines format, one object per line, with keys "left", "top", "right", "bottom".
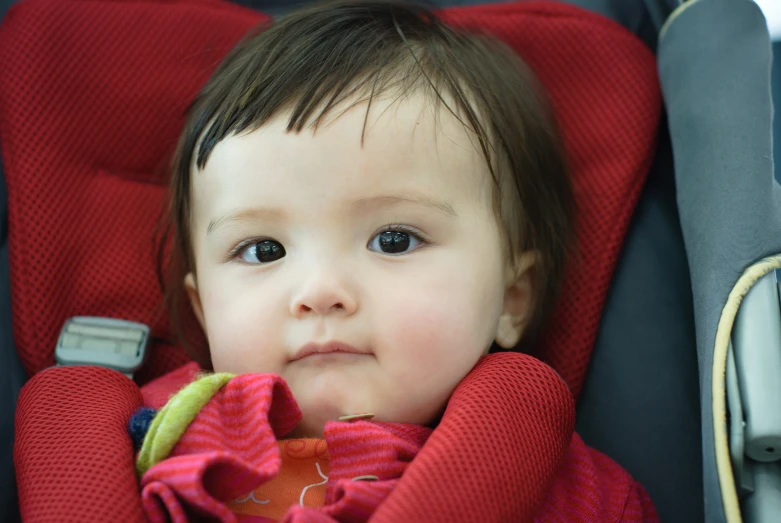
{"left": 140, "top": 353, "right": 658, "bottom": 522}
{"left": 141, "top": 374, "right": 430, "bottom": 522}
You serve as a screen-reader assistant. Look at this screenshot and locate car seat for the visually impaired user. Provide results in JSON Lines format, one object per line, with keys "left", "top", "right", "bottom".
{"left": 6, "top": 0, "right": 763, "bottom": 521}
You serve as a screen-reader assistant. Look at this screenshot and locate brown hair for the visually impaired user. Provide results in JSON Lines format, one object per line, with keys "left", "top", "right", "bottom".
{"left": 161, "top": 0, "right": 575, "bottom": 368}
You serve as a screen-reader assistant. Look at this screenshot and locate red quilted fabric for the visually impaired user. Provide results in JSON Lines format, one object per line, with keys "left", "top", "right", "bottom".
{"left": 441, "top": 3, "right": 660, "bottom": 396}
{"left": 0, "top": 0, "right": 660, "bottom": 396}
{"left": 0, "top": 0, "right": 267, "bottom": 384}
{"left": 4, "top": 1, "right": 660, "bottom": 520}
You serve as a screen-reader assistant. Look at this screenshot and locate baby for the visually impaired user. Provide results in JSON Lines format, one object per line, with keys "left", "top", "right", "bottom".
{"left": 134, "top": 1, "right": 656, "bottom": 521}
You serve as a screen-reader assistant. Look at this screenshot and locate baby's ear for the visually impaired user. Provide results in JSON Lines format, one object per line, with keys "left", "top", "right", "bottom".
{"left": 184, "top": 272, "right": 206, "bottom": 332}
{"left": 495, "top": 252, "right": 537, "bottom": 349}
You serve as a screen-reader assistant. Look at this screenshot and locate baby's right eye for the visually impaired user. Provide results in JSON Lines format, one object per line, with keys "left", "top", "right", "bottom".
{"left": 238, "top": 239, "right": 286, "bottom": 264}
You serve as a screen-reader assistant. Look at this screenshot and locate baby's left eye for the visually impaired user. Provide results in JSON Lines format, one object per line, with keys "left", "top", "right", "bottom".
{"left": 368, "top": 229, "right": 423, "bottom": 255}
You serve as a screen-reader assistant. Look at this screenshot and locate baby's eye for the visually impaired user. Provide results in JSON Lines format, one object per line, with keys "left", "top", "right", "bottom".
{"left": 368, "top": 228, "right": 423, "bottom": 255}
{"left": 239, "top": 239, "right": 286, "bottom": 264}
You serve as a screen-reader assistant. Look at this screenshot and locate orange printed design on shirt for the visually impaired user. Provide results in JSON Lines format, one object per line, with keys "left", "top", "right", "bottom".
{"left": 229, "top": 438, "right": 330, "bottom": 521}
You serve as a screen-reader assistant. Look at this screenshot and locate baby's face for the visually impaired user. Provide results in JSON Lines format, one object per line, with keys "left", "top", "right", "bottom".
{"left": 185, "top": 93, "right": 529, "bottom": 436}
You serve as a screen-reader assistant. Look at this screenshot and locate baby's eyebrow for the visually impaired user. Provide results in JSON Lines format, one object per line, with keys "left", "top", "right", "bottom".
{"left": 353, "top": 193, "right": 458, "bottom": 218}
{"left": 206, "top": 193, "right": 457, "bottom": 235}
{"left": 207, "top": 207, "right": 286, "bottom": 235}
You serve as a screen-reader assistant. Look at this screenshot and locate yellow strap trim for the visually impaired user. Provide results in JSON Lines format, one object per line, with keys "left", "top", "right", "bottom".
{"left": 136, "top": 372, "right": 236, "bottom": 477}
{"left": 660, "top": 0, "right": 706, "bottom": 40}
{"left": 713, "top": 256, "right": 781, "bottom": 523}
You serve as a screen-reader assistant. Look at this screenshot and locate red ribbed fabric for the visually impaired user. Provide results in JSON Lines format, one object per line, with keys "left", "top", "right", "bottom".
{"left": 140, "top": 373, "right": 429, "bottom": 522}
{"left": 534, "top": 433, "right": 660, "bottom": 522}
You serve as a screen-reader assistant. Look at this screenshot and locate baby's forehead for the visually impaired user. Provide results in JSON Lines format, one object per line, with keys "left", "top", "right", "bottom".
{"left": 191, "top": 93, "right": 494, "bottom": 210}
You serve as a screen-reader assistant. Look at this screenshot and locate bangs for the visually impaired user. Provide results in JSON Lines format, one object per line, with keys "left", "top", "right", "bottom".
{"left": 186, "top": 1, "right": 495, "bottom": 180}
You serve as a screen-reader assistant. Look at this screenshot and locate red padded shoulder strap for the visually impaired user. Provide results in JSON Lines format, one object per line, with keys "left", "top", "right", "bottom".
{"left": 14, "top": 366, "right": 145, "bottom": 522}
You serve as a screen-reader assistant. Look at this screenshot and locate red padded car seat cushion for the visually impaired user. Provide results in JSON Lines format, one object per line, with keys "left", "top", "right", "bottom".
{"left": 0, "top": 0, "right": 660, "bottom": 396}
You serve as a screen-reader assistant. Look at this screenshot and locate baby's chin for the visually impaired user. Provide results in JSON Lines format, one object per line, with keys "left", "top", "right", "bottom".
{"left": 282, "top": 370, "right": 375, "bottom": 434}
{"left": 283, "top": 394, "right": 445, "bottom": 439}
{"left": 285, "top": 396, "right": 369, "bottom": 439}
{"left": 280, "top": 368, "right": 448, "bottom": 437}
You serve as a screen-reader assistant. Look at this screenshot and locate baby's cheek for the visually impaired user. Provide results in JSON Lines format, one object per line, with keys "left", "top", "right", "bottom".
{"left": 380, "top": 288, "right": 485, "bottom": 380}
{"left": 377, "top": 312, "right": 472, "bottom": 426}
{"left": 205, "top": 298, "right": 281, "bottom": 374}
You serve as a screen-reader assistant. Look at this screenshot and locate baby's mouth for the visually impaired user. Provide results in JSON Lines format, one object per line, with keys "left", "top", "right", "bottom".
{"left": 289, "top": 341, "right": 372, "bottom": 362}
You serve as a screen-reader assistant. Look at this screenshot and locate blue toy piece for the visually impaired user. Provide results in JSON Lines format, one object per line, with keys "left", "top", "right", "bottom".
{"left": 127, "top": 407, "right": 158, "bottom": 451}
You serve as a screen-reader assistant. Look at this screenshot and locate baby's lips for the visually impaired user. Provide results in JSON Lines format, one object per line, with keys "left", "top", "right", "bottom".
{"left": 289, "top": 340, "right": 372, "bottom": 361}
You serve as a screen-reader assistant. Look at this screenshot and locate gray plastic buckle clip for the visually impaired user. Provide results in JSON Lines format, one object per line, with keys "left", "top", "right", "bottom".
{"left": 55, "top": 316, "right": 150, "bottom": 379}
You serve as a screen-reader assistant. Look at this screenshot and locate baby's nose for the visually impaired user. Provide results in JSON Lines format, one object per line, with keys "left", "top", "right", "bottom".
{"left": 289, "top": 269, "right": 358, "bottom": 317}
